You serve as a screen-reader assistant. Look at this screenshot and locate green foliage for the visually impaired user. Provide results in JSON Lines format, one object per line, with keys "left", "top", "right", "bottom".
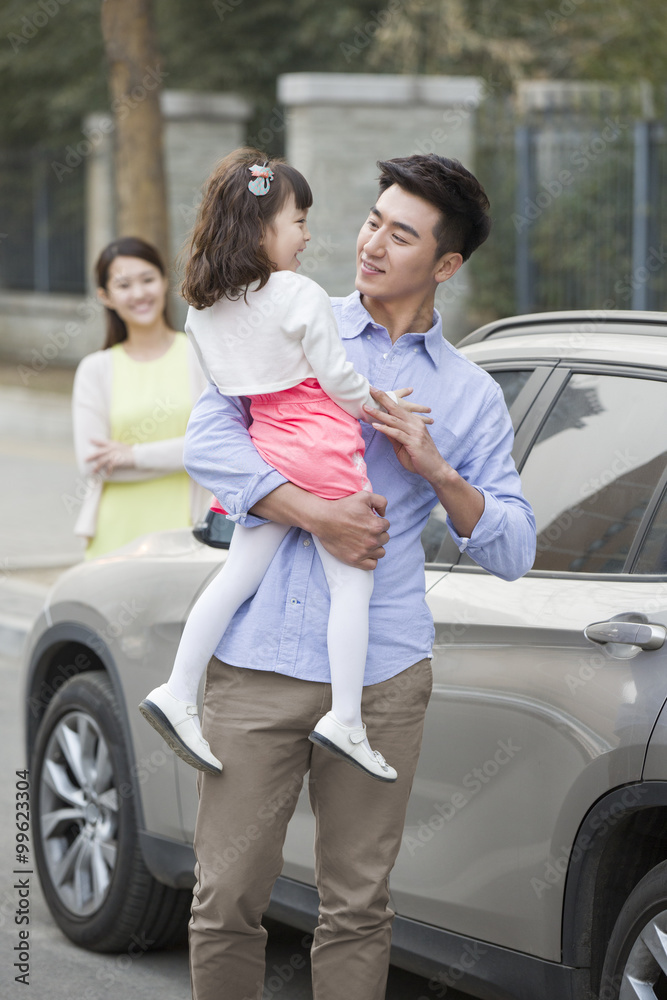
{"left": 2, "top": 0, "right": 666, "bottom": 316}
{"left": 367, "top": 0, "right": 667, "bottom": 104}
{"left": 152, "top": 0, "right": 385, "bottom": 151}
{"left": 0, "top": 0, "right": 383, "bottom": 148}
{"left": 0, "top": 0, "right": 107, "bottom": 145}
{"left": 2, "top": 0, "right": 665, "bottom": 150}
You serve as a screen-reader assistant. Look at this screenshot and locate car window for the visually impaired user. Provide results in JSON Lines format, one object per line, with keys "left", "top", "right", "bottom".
{"left": 422, "top": 369, "right": 538, "bottom": 564}
{"left": 520, "top": 373, "right": 667, "bottom": 574}
{"left": 633, "top": 488, "right": 667, "bottom": 574}
{"left": 422, "top": 369, "right": 535, "bottom": 564}
{"left": 421, "top": 503, "right": 453, "bottom": 563}
{"left": 488, "top": 370, "right": 532, "bottom": 410}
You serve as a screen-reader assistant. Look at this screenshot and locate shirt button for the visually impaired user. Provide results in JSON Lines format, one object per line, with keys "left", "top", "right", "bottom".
{"left": 290, "top": 598, "right": 299, "bottom": 605}
{"left": 366, "top": 334, "right": 372, "bottom": 340}
{"left": 303, "top": 539, "right": 311, "bottom": 547}
{"left": 413, "top": 347, "right": 419, "bottom": 352}
{"left": 383, "top": 353, "right": 388, "bottom": 359}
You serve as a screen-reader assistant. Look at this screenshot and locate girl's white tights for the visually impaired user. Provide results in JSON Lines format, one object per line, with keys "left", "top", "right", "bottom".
{"left": 166, "top": 523, "right": 374, "bottom": 734}
{"left": 166, "top": 521, "right": 290, "bottom": 705}
{"left": 311, "top": 536, "right": 373, "bottom": 729}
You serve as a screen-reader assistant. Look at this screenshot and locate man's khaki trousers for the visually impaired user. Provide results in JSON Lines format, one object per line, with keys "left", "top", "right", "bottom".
{"left": 188, "top": 656, "right": 432, "bottom": 1000}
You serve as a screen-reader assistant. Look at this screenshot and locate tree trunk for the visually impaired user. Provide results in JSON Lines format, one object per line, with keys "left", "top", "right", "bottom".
{"left": 100, "top": 0, "right": 170, "bottom": 263}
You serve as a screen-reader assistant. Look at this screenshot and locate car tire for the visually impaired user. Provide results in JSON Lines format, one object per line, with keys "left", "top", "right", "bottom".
{"left": 31, "top": 670, "right": 191, "bottom": 952}
{"left": 599, "top": 859, "right": 667, "bottom": 1000}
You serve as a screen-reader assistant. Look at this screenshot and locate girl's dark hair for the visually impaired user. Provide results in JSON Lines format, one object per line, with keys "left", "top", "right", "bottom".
{"left": 95, "top": 236, "right": 171, "bottom": 349}
{"left": 182, "top": 147, "right": 313, "bottom": 308}
{"left": 377, "top": 154, "right": 491, "bottom": 262}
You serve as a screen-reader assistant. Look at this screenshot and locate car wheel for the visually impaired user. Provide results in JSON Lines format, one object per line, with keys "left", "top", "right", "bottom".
{"left": 600, "top": 859, "right": 667, "bottom": 1000}
{"left": 31, "top": 670, "right": 191, "bottom": 952}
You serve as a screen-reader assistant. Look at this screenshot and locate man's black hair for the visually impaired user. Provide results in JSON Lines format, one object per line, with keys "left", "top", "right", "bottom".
{"left": 377, "top": 154, "right": 491, "bottom": 262}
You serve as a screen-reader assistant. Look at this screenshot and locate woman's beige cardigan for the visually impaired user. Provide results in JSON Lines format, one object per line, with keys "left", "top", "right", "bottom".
{"left": 72, "top": 340, "right": 211, "bottom": 540}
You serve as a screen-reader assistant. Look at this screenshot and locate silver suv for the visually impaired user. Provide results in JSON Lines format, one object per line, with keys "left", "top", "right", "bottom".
{"left": 24, "top": 310, "right": 667, "bottom": 1000}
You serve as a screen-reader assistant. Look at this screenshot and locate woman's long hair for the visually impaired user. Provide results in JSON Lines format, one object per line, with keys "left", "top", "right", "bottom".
{"left": 182, "top": 147, "right": 313, "bottom": 309}
{"left": 95, "top": 237, "right": 172, "bottom": 349}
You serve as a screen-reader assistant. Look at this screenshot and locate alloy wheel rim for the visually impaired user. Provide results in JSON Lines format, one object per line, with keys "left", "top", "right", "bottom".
{"left": 39, "top": 710, "right": 119, "bottom": 916}
{"left": 619, "top": 911, "right": 667, "bottom": 999}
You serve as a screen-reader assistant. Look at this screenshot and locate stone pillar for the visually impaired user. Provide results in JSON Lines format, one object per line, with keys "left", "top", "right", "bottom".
{"left": 161, "top": 91, "right": 252, "bottom": 269}
{"left": 84, "top": 113, "right": 116, "bottom": 296}
{"left": 277, "top": 73, "right": 484, "bottom": 341}
{"left": 85, "top": 90, "right": 253, "bottom": 330}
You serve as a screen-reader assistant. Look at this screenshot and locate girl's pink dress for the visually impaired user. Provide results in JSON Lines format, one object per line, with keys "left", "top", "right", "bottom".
{"left": 209, "top": 379, "right": 371, "bottom": 515}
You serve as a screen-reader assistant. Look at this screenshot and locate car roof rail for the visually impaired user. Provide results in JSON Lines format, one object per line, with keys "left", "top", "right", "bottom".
{"left": 457, "top": 309, "right": 667, "bottom": 347}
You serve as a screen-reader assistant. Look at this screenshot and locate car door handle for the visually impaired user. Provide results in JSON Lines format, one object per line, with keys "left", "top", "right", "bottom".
{"left": 585, "top": 619, "right": 666, "bottom": 650}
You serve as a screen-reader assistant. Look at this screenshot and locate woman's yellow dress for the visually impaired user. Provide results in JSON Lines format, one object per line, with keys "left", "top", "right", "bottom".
{"left": 86, "top": 336, "right": 193, "bottom": 559}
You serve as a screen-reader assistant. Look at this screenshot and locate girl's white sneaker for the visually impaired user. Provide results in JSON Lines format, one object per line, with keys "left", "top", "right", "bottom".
{"left": 139, "top": 684, "right": 222, "bottom": 775}
{"left": 308, "top": 712, "right": 397, "bottom": 782}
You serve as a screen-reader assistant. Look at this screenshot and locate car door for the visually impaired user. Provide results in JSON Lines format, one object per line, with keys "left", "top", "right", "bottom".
{"left": 279, "top": 364, "right": 552, "bottom": 887}
{"left": 635, "top": 484, "right": 667, "bottom": 777}
{"left": 389, "top": 361, "right": 667, "bottom": 964}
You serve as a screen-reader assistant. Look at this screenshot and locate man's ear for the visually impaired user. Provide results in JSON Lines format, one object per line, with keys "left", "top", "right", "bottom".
{"left": 434, "top": 251, "right": 463, "bottom": 285}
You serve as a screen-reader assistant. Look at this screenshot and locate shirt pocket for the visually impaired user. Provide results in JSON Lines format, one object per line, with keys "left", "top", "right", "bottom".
{"left": 384, "top": 445, "right": 435, "bottom": 497}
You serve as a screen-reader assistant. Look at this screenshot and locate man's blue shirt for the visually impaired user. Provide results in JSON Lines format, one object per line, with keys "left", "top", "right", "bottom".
{"left": 184, "top": 290, "right": 536, "bottom": 685}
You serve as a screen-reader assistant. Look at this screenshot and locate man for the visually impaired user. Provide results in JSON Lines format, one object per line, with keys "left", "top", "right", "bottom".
{"left": 184, "top": 154, "right": 536, "bottom": 1000}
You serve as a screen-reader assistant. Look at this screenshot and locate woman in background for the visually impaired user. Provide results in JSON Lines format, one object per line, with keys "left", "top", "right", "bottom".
{"left": 72, "top": 236, "right": 209, "bottom": 559}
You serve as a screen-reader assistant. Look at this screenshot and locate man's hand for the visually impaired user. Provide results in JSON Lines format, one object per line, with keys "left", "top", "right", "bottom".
{"left": 308, "top": 491, "right": 390, "bottom": 570}
{"left": 250, "top": 484, "right": 390, "bottom": 570}
{"left": 366, "top": 388, "right": 485, "bottom": 538}
{"left": 362, "top": 385, "right": 433, "bottom": 424}
{"left": 393, "top": 386, "right": 434, "bottom": 422}
{"left": 366, "top": 388, "right": 445, "bottom": 483}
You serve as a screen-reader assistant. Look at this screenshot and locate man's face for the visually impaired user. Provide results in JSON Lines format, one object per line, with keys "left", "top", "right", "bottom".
{"left": 355, "top": 183, "right": 454, "bottom": 303}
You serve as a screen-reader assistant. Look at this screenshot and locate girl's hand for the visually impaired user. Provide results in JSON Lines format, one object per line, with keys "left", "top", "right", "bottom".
{"left": 392, "top": 386, "right": 434, "bottom": 424}
{"left": 88, "top": 438, "right": 136, "bottom": 475}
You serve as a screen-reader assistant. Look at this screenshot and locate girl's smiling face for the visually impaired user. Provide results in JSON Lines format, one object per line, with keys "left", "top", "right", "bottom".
{"left": 262, "top": 193, "right": 311, "bottom": 272}
{"left": 98, "top": 256, "right": 169, "bottom": 328}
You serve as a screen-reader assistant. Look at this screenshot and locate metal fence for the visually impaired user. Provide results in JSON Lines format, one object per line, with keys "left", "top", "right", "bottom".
{"left": 0, "top": 147, "right": 85, "bottom": 295}
{"left": 471, "top": 98, "right": 667, "bottom": 319}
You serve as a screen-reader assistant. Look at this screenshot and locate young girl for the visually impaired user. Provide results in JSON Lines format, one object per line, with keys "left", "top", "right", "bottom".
{"left": 139, "top": 148, "right": 431, "bottom": 783}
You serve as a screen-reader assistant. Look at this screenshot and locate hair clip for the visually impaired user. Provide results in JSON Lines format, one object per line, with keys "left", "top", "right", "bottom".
{"left": 248, "top": 163, "right": 274, "bottom": 196}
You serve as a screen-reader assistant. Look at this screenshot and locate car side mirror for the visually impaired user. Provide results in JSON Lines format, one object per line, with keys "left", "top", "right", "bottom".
{"left": 192, "top": 510, "right": 235, "bottom": 549}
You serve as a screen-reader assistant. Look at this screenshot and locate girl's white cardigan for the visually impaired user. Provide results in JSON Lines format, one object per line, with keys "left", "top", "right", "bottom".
{"left": 71, "top": 339, "right": 211, "bottom": 540}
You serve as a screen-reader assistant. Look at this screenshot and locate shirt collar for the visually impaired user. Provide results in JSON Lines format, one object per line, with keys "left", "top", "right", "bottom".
{"left": 338, "top": 290, "right": 444, "bottom": 366}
